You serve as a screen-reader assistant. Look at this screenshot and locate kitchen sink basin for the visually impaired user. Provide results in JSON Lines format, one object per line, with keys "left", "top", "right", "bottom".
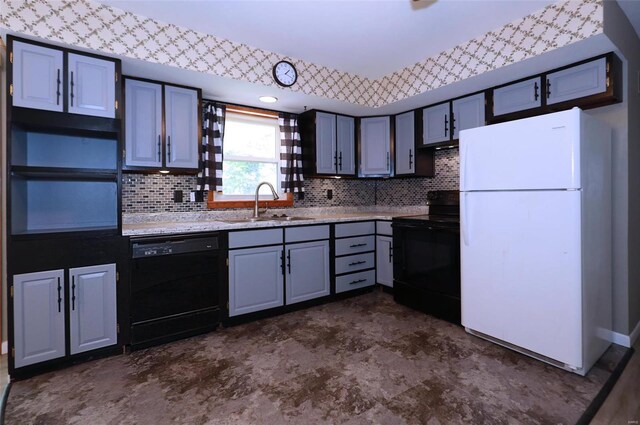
{"left": 217, "top": 215, "right": 313, "bottom": 223}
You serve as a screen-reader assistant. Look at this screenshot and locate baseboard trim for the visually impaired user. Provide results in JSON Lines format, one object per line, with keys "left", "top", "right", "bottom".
{"left": 0, "top": 342, "right": 6, "bottom": 356}
{"left": 630, "top": 320, "right": 640, "bottom": 347}
{"left": 611, "top": 320, "right": 640, "bottom": 348}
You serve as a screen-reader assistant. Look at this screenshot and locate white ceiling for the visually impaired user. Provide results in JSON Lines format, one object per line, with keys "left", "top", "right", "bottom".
{"left": 88, "top": 0, "right": 639, "bottom": 115}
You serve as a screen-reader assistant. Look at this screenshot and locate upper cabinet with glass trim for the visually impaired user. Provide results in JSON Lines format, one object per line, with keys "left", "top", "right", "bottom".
{"left": 124, "top": 77, "right": 201, "bottom": 172}
{"left": 10, "top": 38, "right": 119, "bottom": 119}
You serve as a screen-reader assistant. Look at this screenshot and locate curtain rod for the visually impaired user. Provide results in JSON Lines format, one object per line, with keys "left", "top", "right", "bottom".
{"left": 202, "top": 99, "right": 300, "bottom": 117}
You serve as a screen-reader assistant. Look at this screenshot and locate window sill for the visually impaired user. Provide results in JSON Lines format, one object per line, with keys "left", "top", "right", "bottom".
{"left": 207, "top": 192, "right": 294, "bottom": 209}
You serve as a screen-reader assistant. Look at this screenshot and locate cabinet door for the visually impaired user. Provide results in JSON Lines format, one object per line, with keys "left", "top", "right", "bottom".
{"left": 360, "top": 116, "right": 391, "bottom": 176}
{"left": 165, "top": 85, "right": 199, "bottom": 169}
{"left": 125, "top": 79, "right": 163, "bottom": 167}
{"left": 315, "top": 112, "right": 337, "bottom": 174}
{"left": 376, "top": 236, "right": 393, "bottom": 287}
{"left": 68, "top": 53, "right": 116, "bottom": 118}
{"left": 69, "top": 263, "right": 117, "bottom": 355}
{"left": 12, "top": 41, "right": 63, "bottom": 112}
{"left": 492, "top": 77, "right": 542, "bottom": 116}
{"left": 286, "top": 240, "right": 330, "bottom": 305}
{"left": 452, "top": 93, "right": 485, "bottom": 140}
{"left": 229, "top": 246, "right": 284, "bottom": 317}
{"left": 336, "top": 115, "right": 355, "bottom": 175}
{"left": 395, "top": 111, "right": 415, "bottom": 175}
{"left": 422, "top": 103, "right": 450, "bottom": 146}
{"left": 13, "top": 269, "right": 66, "bottom": 368}
{"left": 546, "top": 57, "right": 607, "bottom": 105}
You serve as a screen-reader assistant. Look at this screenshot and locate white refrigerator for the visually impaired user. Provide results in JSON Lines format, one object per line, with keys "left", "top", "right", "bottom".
{"left": 459, "top": 108, "right": 612, "bottom": 376}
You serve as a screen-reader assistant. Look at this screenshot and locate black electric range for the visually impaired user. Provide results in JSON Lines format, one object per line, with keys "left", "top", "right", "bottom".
{"left": 392, "top": 190, "right": 461, "bottom": 324}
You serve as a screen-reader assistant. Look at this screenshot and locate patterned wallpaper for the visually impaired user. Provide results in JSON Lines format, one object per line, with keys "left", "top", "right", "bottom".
{"left": 121, "top": 149, "right": 458, "bottom": 213}
{"left": 0, "top": 0, "right": 603, "bottom": 108}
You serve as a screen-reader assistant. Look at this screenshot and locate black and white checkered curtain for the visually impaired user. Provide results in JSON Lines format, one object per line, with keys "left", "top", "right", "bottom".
{"left": 197, "top": 103, "right": 225, "bottom": 192}
{"left": 279, "top": 113, "right": 304, "bottom": 195}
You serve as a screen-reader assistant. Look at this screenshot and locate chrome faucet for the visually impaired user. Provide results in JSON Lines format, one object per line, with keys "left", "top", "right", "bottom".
{"left": 253, "top": 181, "right": 280, "bottom": 219}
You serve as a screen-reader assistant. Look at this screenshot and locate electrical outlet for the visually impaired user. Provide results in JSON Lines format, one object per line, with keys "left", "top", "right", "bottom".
{"left": 327, "top": 189, "right": 333, "bottom": 200}
{"left": 190, "top": 192, "right": 196, "bottom": 202}
{"left": 173, "top": 190, "right": 183, "bottom": 203}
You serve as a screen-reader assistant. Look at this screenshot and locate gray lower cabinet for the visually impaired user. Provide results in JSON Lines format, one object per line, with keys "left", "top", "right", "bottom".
{"left": 228, "top": 245, "right": 284, "bottom": 317}
{"left": 285, "top": 240, "right": 330, "bottom": 305}
{"left": 69, "top": 264, "right": 117, "bottom": 355}
{"left": 376, "top": 236, "right": 393, "bottom": 287}
{"left": 13, "top": 269, "right": 66, "bottom": 368}
{"left": 13, "top": 263, "right": 117, "bottom": 368}
{"left": 492, "top": 77, "right": 542, "bottom": 117}
{"left": 334, "top": 222, "right": 376, "bottom": 293}
{"left": 12, "top": 41, "right": 64, "bottom": 113}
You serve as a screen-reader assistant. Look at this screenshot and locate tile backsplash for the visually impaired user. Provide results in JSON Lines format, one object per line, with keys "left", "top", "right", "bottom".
{"left": 122, "top": 149, "right": 459, "bottom": 213}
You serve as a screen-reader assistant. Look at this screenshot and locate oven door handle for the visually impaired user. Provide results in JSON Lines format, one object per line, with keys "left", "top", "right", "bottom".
{"left": 393, "top": 223, "right": 458, "bottom": 232}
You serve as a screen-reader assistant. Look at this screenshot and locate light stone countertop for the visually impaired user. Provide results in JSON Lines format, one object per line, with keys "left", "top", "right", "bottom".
{"left": 122, "top": 206, "right": 429, "bottom": 236}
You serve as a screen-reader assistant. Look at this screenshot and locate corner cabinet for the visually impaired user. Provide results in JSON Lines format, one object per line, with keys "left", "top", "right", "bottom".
{"left": 11, "top": 38, "right": 118, "bottom": 118}
{"left": 421, "top": 93, "right": 485, "bottom": 147}
{"left": 124, "top": 77, "right": 201, "bottom": 172}
{"left": 359, "top": 116, "right": 391, "bottom": 177}
{"left": 394, "top": 111, "right": 434, "bottom": 177}
{"left": 13, "top": 263, "right": 117, "bottom": 368}
{"left": 299, "top": 110, "right": 355, "bottom": 177}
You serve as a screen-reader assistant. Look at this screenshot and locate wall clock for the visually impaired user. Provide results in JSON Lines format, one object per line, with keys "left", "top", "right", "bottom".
{"left": 273, "top": 60, "right": 298, "bottom": 87}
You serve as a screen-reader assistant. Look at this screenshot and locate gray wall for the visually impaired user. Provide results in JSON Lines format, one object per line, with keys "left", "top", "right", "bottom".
{"left": 602, "top": 0, "right": 640, "bottom": 337}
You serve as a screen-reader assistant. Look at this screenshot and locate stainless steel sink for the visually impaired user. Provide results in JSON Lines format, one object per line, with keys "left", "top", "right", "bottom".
{"left": 217, "top": 215, "right": 313, "bottom": 223}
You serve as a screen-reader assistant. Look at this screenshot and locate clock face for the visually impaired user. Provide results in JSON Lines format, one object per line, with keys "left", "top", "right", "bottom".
{"left": 273, "top": 61, "right": 297, "bottom": 87}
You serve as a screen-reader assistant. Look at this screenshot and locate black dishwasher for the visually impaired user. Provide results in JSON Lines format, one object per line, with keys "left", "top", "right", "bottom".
{"left": 130, "top": 233, "right": 220, "bottom": 349}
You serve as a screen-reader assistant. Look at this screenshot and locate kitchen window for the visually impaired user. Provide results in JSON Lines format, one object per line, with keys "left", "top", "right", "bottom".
{"left": 208, "top": 107, "right": 294, "bottom": 208}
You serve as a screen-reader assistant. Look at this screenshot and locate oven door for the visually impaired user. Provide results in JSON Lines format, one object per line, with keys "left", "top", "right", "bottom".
{"left": 392, "top": 221, "right": 461, "bottom": 323}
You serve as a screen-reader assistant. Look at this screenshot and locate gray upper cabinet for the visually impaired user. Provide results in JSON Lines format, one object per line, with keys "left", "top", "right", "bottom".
{"left": 69, "top": 264, "right": 117, "bottom": 355}
{"left": 315, "top": 112, "right": 337, "bottom": 174}
{"left": 422, "top": 103, "right": 450, "bottom": 146}
{"left": 336, "top": 115, "right": 355, "bottom": 175}
{"left": 12, "top": 41, "right": 64, "bottom": 113}
{"left": 492, "top": 77, "right": 542, "bottom": 117}
{"left": 395, "top": 111, "right": 415, "bottom": 175}
{"left": 286, "top": 240, "right": 330, "bottom": 305}
{"left": 546, "top": 57, "right": 607, "bottom": 105}
{"left": 125, "top": 78, "right": 200, "bottom": 170}
{"left": 67, "top": 53, "right": 116, "bottom": 118}
{"left": 13, "top": 269, "right": 66, "bottom": 368}
{"left": 360, "top": 116, "right": 391, "bottom": 176}
{"left": 228, "top": 245, "right": 284, "bottom": 317}
{"left": 164, "top": 85, "right": 199, "bottom": 169}
{"left": 125, "top": 79, "right": 163, "bottom": 168}
{"left": 452, "top": 93, "right": 485, "bottom": 139}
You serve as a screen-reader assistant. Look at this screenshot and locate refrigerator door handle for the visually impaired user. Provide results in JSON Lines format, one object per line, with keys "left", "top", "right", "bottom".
{"left": 461, "top": 192, "right": 470, "bottom": 246}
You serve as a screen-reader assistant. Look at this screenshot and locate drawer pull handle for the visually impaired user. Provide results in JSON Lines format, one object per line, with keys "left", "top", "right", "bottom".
{"left": 71, "top": 276, "right": 76, "bottom": 311}
{"left": 349, "top": 279, "right": 367, "bottom": 285}
{"left": 348, "top": 260, "right": 366, "bottom": 266}
{"left": 57, "top": 277, "right": 62, "bottom": 313}
{"left": 349, "top": 243, "right": 367, "bottom": 248}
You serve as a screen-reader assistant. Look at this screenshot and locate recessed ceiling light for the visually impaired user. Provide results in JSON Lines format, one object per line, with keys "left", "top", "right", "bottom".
{"left": 259, "top": 96, "right": 278, "bottom": 103}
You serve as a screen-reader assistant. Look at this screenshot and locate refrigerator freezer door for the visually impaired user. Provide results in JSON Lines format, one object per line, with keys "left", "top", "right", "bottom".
{"left": 460, "top": 109, "right": 581, "bottom": 191}
{"left": 461, "top": 190, "right": 582, "bottom": 368}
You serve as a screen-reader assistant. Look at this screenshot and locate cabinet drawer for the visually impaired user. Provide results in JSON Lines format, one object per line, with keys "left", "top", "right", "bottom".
{"left": 335, "top": 221, "right": 375, "bottom": 238}
{"left": 335, "top": 252, "right": 375, "bottom": 275}
{"left": 285, "top": 225, "right": 330, "bottom": 243}
{"left": 335, "top": 235, "right": 375, "bottom": 256}
{"left": 376, "top": 221, "right": 392, "bottom": 236}
{"left": 335, "top": 270, "right": 376, "bottom": 294}
{"left": 229, "top": 228, "right": 283, "bottom": 249}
